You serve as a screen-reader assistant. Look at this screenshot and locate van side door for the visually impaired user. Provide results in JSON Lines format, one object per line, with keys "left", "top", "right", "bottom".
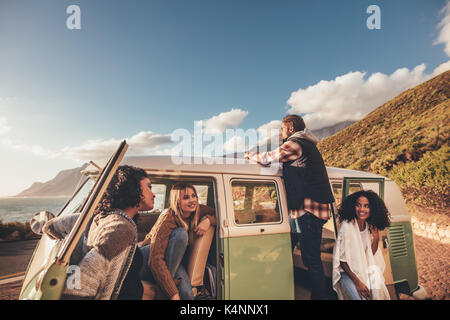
{"left": 221, "top": 174, "right": 294, "bottom": 299}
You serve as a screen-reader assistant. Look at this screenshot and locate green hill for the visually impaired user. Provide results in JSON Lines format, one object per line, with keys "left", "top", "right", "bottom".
{"left": 318, "top": 70, "right": 450, "bottom": 210}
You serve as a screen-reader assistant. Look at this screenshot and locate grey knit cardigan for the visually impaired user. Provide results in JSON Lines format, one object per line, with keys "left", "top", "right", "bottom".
{"left": 42, "top": 210, "right": 138, "bottom": 300}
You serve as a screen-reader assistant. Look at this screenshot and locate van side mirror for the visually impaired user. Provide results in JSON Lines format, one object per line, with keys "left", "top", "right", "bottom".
{"left": 30, "top": 211, "right": 55, "bottom": 235}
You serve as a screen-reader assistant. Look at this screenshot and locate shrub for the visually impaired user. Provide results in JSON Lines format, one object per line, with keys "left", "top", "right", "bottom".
{"left": 387, "top": 145, "right": 449, "bottom": 208}
{"left": 0, "top": 219, "right": 37, "bottom": 241}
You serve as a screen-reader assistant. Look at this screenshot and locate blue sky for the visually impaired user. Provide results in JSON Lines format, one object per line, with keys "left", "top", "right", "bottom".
{"left": 1, "top": 0, "right": 449, "bottom": 196}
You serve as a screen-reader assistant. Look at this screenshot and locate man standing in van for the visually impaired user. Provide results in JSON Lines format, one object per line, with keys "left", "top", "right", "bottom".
{"left": 245, "top": 114, "right": 335, "bottom": 300}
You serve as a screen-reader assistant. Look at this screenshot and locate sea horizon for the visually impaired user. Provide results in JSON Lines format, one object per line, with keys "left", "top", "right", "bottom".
{"left": 0, "top": 197, "right": 70, "bottom": 224}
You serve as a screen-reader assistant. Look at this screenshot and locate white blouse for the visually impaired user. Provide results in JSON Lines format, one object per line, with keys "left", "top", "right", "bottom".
{"left": 332, "top": 220, "right": 390, "bottom": 300}
{"left": 338, "top": 224, "right": 371, "bottom": 273}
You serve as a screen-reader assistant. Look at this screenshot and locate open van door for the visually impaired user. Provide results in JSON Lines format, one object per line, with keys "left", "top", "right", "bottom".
{"left": 20, "top": 141, "right": 128, "bottom": 300}
{"left": 342, "top": 177, "right": 398, "bottom": 299}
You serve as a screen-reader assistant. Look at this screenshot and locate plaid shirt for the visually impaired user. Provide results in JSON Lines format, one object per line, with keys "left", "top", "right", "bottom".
{"left": 290, "top": 198, "right": 330, "bottom": 220}
{"left": 246, "top": 140, "right": 330, "bottom": 221}
{"left": 246, "top": 140, "right": 303, "bottom": 164}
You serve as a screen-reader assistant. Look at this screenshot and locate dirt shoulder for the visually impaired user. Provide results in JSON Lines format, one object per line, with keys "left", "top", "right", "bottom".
{"left": 407, "top": 234, "right": 450, "bottom": 300}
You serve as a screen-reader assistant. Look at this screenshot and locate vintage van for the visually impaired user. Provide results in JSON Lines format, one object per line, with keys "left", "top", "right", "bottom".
{"left": 19, "top": 141, "right": 427, "bottom": 300}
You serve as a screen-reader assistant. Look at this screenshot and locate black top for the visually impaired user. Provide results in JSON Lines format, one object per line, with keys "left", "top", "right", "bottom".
{"left": 117, "top": 247, "right": 144, "bottom": 300}
{"left": 282, "top": 137, "right": 335, "bottom": 210}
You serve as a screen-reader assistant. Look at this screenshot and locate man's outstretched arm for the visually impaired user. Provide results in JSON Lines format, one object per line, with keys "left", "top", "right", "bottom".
{"left": 245, "top": 140, "right": 303, "bottom": 165}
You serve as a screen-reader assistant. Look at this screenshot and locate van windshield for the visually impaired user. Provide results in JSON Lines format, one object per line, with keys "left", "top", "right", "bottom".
{"left": 57, "top": 178, "right": 95, "bottom": 217}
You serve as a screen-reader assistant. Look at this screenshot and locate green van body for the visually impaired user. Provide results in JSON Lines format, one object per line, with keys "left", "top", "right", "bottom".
{"left": 223, "top": 234, "right": 295, "bottom": 300}
{"left": 387, "top": 222, "right": 419, "bottom": 293}
{"left": 19, "top": 155, "right": 424, "bottom": 300}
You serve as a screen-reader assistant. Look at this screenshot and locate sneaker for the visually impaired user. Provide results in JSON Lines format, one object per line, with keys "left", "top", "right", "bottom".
{"left": 194, "top": 286, "right": 214, "bottom": 300}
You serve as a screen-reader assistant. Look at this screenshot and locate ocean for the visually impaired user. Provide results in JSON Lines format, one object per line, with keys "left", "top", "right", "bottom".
{"left": 0, "top": 197, "right": 70, "bottom": 224}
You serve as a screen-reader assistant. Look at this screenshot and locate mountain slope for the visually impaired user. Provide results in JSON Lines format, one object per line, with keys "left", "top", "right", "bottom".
{"left": 317, "top": 70, "right": 450, "bottom": 209}
{"left": 15, "top": 163, "right": 89, "bottom": 197}
{"left": 312, "top": 120, "right": 355, "bottom": 140}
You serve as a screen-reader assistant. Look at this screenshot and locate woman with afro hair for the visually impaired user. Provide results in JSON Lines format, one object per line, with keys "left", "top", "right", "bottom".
{"left": 43, "top": 165, "right": 155, "bottom": 300}
{"left": 332, "top": 190, "right": 391, "bottom": 300}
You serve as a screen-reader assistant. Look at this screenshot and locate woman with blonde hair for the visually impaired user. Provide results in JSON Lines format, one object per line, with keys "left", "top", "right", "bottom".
{"left": 139, "top": 183, "right": 216, "bottom": 300}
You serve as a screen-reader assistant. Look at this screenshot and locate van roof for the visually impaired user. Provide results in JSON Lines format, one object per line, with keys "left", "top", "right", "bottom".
{"left": 83, "top": 155, "right": 389, "bottom": 181}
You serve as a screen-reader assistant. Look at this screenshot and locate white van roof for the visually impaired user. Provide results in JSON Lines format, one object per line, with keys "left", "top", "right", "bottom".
{"left": 83, "top": 155, "right": 389, "bottom": 181}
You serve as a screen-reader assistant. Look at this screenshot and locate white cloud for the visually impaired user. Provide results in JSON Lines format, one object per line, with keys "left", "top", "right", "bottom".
{"left": 257, "top": 120, "right": 281, "bottom": 138}
{"left": 1, "top": 138, "right": 59, "bottom": 158}
{"left": 222, "top": 135, "right": 246, "bottom": 153}
{"left": 435, "top": 1, "right": 450, "bottom": 57}
{"left": 285, "top": 2, "right": 450, "bottom": 131}
{"left": 61, "top": 131, "right": 173, "bottom": 161}
{"left": 201, "top": 108, "right": 248, "bottom": 133}
{"left": 220, "top": 120, "right": 282, "bottom": 154}
{"left": 0, "top": 117, "right": 11, "bottom": 135}
{"left": 0, "top": 109, "right": 249, "bottom": 161}
{"left": 60, "top": 138, "right": 124, "bottom": 161}
{"left": 432, "top": 60, "right": 450, "bottom": 77}
{"left": 286, "top": 63, "right": 449, "bottom": 130}
{"left": 128, "top": 131, "right": 173, "bottom": 151}
{"left": 0, "top": 116, "right": 62, "bottom": 158}
{"left": 193, "top": 108, "right": 251, "bottom": 154}
{"left": 1, "top": 130, "right": 173, "bottom": 161}
{"left": 0, "top": 96, "right": 18, "bottom": 108}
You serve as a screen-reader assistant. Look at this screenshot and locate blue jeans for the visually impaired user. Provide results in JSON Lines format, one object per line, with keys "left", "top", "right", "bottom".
{"left": 339, "top": 272, "right": 363, "bottom": 300}
{"left": 297, "top": 212, "right": 328, "bottom": 300}
{"left": 140, "top": 227, "right": 194, "bottom": 300}
{"left": 289, "top": 216, "right": 301, "bottom": 250}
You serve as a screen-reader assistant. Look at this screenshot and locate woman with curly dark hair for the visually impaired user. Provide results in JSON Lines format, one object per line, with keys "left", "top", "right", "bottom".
{"left": 96, "top": 165, "right": 154, "bottom": 221}
{"left": 43, "top": 165, "right": 155, "bottom": 300}
{"left": 332, "top": 190, "right": 391, "bottom": 300}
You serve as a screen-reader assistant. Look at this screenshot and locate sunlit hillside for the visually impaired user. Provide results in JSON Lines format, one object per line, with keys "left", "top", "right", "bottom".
{"left": 318, "top": 70, "right": 449, "bottom": 210}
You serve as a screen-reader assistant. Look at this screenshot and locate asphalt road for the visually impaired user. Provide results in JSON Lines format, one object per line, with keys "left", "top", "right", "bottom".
{"left": 0, "top": 239, "right": 39, "bottom": 278}
{"left": 0, "top": 239, "right": 39, "bottom": 300}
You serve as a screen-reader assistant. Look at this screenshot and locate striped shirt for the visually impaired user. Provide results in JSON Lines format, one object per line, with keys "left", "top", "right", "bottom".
{"left": 245, "top": 140, "right": 330, "bottom": 221}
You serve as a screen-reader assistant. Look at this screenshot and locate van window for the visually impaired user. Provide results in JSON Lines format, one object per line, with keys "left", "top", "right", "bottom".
{"left": 332, "top": 183, "right": 362, "bottom": 207}
{"left": 57, "top": 178, "right": 95, "bottom": 217}
{"left": 140, "top": 184, "right": 166, "bottom": 214}
{"left": 231, "top": 180, "right": 281, "bottom": 225}
{"left": 360, "top": 181, "right": 383, "bottom": 196}
{"left": 193, "top": 185, "right": 208, "bottom": 205}
{"left": 136, "top": 178, "right": 216, "bottom": 242}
